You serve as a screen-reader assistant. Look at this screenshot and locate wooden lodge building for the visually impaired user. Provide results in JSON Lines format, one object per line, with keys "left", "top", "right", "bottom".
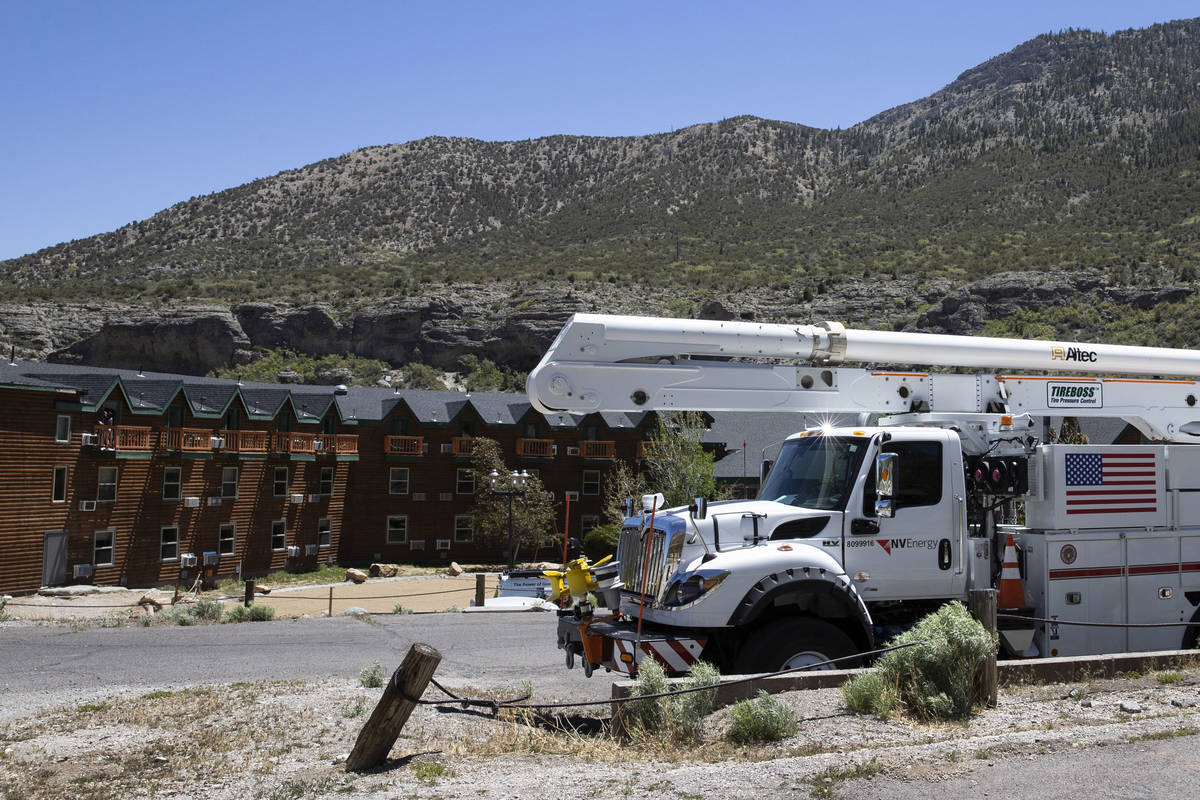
{"left": 0, "top": 359, "right": 657, "bottom": 596}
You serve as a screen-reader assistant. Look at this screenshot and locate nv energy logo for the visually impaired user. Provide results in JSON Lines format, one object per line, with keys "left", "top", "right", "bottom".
{"left": 1046, "top": 380, "right": 1103, "bottom": 408}
{"left": 875, "top": 538, "right": 937, "bottom": 555}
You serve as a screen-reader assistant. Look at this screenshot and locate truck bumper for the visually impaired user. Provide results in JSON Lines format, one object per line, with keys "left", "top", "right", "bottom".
{"left": 557, "top": 611, "right": 707, "bottom": 676}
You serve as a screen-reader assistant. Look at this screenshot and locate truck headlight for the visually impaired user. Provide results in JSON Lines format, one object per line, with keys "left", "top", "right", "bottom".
{"left": 663, "top": 570, "right": 729, "bottom": 607}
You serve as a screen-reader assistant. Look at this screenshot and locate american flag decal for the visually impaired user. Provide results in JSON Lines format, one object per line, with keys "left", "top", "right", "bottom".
{"left": 1064, "top": 452, "right": 1157, "bottom": 515}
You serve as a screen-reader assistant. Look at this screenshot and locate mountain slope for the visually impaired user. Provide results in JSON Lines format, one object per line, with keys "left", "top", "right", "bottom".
{"left": 3, "top": 19, "right": 1198, "bottom": 311}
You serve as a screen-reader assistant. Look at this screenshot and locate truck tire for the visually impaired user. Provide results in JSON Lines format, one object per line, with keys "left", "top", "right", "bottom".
{"left": 732, "top": 617, "right": 861, "bottom": 674}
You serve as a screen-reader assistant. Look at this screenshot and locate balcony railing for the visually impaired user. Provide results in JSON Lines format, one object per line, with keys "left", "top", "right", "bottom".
{"left": 385, "top": 435, "right": 424, "bottom": 456}
{"left": 162, "top": 427, "right": 214, "bottom": 452}
{"left": 580, "top": 440, "right": 615, "bottom": 459}
{"left": 95, "top": 425, "right": 152, "bottom": 452}
{"left": 516, "top": 438, "right": 555, "bottom": 458}
{"left": 274, "top": 432, "right": 317, "bottom": 455}
{"left": 452, "top": 436, "right": 475, "bottom": 456}
{"left": 327, "top": 434, "right": 358, "bottom": 455}
{"left": 219, "top": 429, "right": 270, "bottom": 454}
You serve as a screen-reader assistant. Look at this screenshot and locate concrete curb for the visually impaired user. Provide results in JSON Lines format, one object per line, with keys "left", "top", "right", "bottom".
{"left": 610, "top": 649, "right": 1200, "bottom": 709}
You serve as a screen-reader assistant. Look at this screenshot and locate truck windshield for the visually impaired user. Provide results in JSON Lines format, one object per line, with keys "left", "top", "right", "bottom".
{"left": 758, "top": 436, "right": 869, "bottom": 511}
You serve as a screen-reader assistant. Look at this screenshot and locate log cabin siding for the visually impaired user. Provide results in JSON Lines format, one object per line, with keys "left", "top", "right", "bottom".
{"left": 0, "top": 368, "right": 652, "bottom": 595}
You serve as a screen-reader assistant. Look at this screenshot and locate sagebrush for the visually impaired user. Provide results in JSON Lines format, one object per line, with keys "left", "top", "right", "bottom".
{"left": 841, "top": 602, "right": 996, "bottom": 720}
{"left": 727, "top": 690, "right": 797, "bottom": 743}
{"left": 622, "top": 660, "right": 720, "bottom": 741}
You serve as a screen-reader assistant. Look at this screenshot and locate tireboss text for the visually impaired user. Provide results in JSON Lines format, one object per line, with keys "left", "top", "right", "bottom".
{"left": 1046, "top": 380, "right": 1104, "bottom": 408}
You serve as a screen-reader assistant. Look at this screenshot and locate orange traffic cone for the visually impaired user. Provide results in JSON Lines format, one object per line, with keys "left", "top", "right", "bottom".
{"left": 998, "top": 533, "right": 1025, "bottom": 608}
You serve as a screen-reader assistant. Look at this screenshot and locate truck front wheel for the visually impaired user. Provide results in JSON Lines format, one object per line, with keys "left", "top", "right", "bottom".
{"left": 732, "top": 617, "right": 861, "bottom": 674}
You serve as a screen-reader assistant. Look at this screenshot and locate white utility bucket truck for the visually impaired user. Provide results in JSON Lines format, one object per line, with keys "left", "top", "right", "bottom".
{"left": 528, "top": 313, "right": 1200, "bottom": 676}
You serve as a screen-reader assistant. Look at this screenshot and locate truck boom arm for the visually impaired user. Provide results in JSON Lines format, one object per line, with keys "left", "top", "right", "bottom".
{"left": 527, "top": 314, "right": 1200, "bottom": 442}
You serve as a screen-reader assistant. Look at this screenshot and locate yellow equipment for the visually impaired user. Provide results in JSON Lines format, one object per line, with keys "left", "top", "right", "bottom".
{"left": 543, "top": 554, "right": 613, "bottom": 604}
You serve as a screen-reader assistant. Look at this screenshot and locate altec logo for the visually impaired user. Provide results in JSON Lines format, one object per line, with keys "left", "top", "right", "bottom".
{"left": 1050, "top": 345, "right": 1098, "bottom": 363}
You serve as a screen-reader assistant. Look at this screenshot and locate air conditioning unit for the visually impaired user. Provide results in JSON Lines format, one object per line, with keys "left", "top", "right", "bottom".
{"left": 290, "top": 493, "right": 304, "bottom": 504}
{"left": 202, "top": 551, "right": 220, "bottom": 566}
{"left": 567, "top": 446, "right": 580, "bottom": 456}
{"left": 305, "top": 544, "right": 318, "bottom": 556}
{"left": 286, "top": 545, "right": 301, "bottom": 558}
{"left": 439, "top": 492, "right": 453, "bottom": 501}
{"left": 412, "top": 492, "right": 426, "bottom": 501}
{"left": 180, "top": 553, "right": 198, "bottom": 568}
{"left": 308, "top": 493, "right": 323, "bottom": 502}
{"left": 73, "top": 563, "right": 93, "bottom": 579}
{"left": 207, "top": 496, "right": 222, "bottom": 507}
{"left": 210, "top": 436, "right": 225, "bottom": 449}
{"left": 440, "top": 443, "right": 453, "bottom": 454}
{"left": 410, "top": 539, "right": 425, "bottom": 550}
{"left": 436, "top": 539, "right": 451, "bottom": 551}
{"left": 80, "top": 433, "right": 98, "bottom": 446}
{"left": 565, "top": 490, "right": 580, "bottom": 501}
{"left": 79, "top": 500, "right": 97, "bottom": 512}
{"left": 183, "top": 496, "right": 200, "bottom": 508}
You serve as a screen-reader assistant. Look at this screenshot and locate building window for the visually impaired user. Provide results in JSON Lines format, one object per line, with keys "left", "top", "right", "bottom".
{"left": 317, "top": 517, "right": 331, "bottom": 548}
{"left": 98, "top": 467, "right": 117, "bottom": 502}
{"left": 220, "top": 466, "right": 238, "bottom": 499}
{"left": 162, "top": 466, "right": 181, "bottom": 501}
{"left": 387, "top": 515, "right": 408, "bottom": 544}
{"left": 94, "top": 530, "right": 114, "bottom": 566}
{"left": 318, "top": 467, "right": 334, "bottom": 497}
{"left": 273, "top": 467, "right": 288, "bottom": 498}
{"left": 456, "top": 468, "right": 475, "bottom": 495}
{"left": 581, "top": 514, "right": 600, "bottom": 532}
{"left": 52, "top": 466, "right": 67, "bottom": 503}
{"left": 55, "top": 415, "right": 72, "bottom": 444}
{"left": 582, "top": 470, "right": 601, "bottom": 496}
{"left": 454, "top": 515, "right": 473, "bottom": 542}
{"left": 271, "top": 520, "right": 286, "bottom": 551}
{"left": 389, "top": 467, "right": 410, "bottom": 495}
{"left": 161, "top": 526, "right": 179, "bottom": 561}
{"left": 218, "top": 523, "right": 235, "bottom": 556}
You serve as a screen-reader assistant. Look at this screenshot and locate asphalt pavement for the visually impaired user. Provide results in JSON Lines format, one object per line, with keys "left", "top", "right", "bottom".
{"left": 0, "top": 612, "right": 612, "bottom": 713}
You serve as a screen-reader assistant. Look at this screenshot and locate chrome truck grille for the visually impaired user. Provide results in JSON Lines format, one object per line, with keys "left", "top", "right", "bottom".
{"left": 617, "top": 518, "right": 686, "bottom": 603}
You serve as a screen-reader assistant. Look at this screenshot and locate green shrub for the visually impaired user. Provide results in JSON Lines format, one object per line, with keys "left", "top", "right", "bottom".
{"left": 0, "top": 597, "right": 11, "bottom": 622}
{"left": 582, "top": 523, "right": 620, "bottom": 562}
{"left": 359, "top": 661, "right": 385, "bottom": 688}
{"left": 727, "top": 690, "right": 798, "bottom": 743}
{"left": 841, "top": 602, "right": 996, "bottom": 720}
{"left": 222, "top": 603, "right": 275, "bottom": 623}
{"left": 392, "top": 603, "right": 414, "bottom": 615}
{"left": 193, "top": 597, "right": 223, "bottom": 621}
{"left": 622, "top": 660, "right": 721, "bottom": 741}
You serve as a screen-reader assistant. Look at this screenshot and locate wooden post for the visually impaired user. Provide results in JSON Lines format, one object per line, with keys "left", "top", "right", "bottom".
{"left": 969, "top": 588, "right": 999, "bottom": 708}
{"left": 243, "top": 579, "right": 255, "bottom": 608}
{"left": 328, "top": 585, "right": 334, "bottom": 618}
{"left": 475, "top": 573, "right": 486, "bottom": 608}
{"left": 345, "top": 643, "right": 442, "bottom": 771}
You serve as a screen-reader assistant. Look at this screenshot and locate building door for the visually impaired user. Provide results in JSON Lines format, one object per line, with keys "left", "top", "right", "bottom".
{"left": 42, "top": 530, "right": 68, "bottom": 587}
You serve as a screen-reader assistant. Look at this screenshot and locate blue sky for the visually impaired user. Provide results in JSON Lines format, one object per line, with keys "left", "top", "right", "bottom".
{"left": 1, "top": 1, "right": 1196, "bottom": 261}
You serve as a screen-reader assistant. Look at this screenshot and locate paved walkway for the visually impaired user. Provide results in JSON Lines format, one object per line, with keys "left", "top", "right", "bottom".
{"left": 4, "top": 574, "right": 505, "bottom": 621}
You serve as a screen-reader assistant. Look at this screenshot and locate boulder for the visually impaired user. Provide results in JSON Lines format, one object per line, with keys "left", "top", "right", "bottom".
{"left": 447, "top": 562, "right": 464, "bottom": 576}
{"left": 368, "top": 563, "right": 400, "bottom": 578}
{"left": 345, "top": 568, "right": 368, "bottom": 584}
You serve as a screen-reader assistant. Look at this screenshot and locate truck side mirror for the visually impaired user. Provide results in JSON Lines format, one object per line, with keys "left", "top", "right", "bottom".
{"left": 623, "top": 497, "right": 635, "bottom": 518}
{"left": 875, "top": 452, "right": 898, "bottom": 518}
{"left": 760, "top": 459, "right": 773, "bottom": 484}
{"left": 691, "top": 497, "right": 708, "bottom": 520}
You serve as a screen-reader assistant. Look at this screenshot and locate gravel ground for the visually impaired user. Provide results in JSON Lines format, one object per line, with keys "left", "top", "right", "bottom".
{"left": 2, "top": 629, "right": 1199, "bottom": 799}
{"left": 4, "top": 593, "right": 1200, "bottom": 799}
